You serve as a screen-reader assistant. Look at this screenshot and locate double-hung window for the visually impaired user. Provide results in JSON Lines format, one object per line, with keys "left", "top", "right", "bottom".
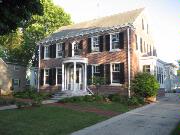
{"left": 44, "top": 46, "right": 49, "bottom": 59}
{"left": 143, "top": 65, "right": 150, "bottom": 73}
{"left": 56, "top": 43, "right": 63, "bottom": 58}
{"left": 44, "top": 69, "right": 49, "bottom": 85}
{"left": 112, "top": 63, "right": 120, "bottom": 83}
{"left": 13, "top": 79, "right": 20, "bottom": 87}
{"left": 111, "top": 33, "right": 119, "bottom": 50}
{"left": 57, "top": 68, "right": 62, "bottom": 84}
{"left": 93, "top": 65, "right": 100, "bottom": 74}
{"left": 92, "top": 36, "right": 99, "bottom": 52}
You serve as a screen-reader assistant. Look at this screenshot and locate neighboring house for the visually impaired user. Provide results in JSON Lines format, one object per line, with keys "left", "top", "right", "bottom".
{"left": 0, "top": 58, "right": 26, "bottom": 93}
{"left": 37, "top": 8, "right": 158, "bottom": 96}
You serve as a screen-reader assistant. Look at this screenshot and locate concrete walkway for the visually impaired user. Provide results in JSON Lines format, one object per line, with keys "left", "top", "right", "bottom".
{"left": 71, "top": 93, "right": 180, "bottom": 135}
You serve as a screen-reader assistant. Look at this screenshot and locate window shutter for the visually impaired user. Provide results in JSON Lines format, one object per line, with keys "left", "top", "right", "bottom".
{"left": 119, "top": 63, "right": 125, "bottom": 84}
{"left": 99, "top": 36, "right": 103, "bottom": 52}
{"left": 100, "top": 64, "right": 104, "bottom": 77}
{"left": 52, "top": 68, "right": 56, "bottom": 85}
{"left": 49, "top": 69, "right": 52, "bottom": 85}
{"left": 62, "top": 43, "right": 65, "bottom": 57}
{"left": 105, "top": 35, "right": 110, "bottom": 51}
{"left": 19, "top": 79, "right": 21, "bottom": 87}
{"left": 69, "top": 43, "right": 72, "bottom": 57}
{"left": 53, "top": 44, "right": 56, "bottom": 58}
{"left": 41, "top": 46, "right": 44, "bottom": 59}
{"left": 88, "top": 38, "right": 91, "bottom": 53}
{"left": 119, "top": 32, "right": 124, "bottom": 49}
{"left": 87, "top": 65, "right": 92, "bottom": 85}
{"left": 105, "top": 64, "right": 111, "bottom": 84}
{"left": 40, "top": 69, "right": 44, "bottom": 86}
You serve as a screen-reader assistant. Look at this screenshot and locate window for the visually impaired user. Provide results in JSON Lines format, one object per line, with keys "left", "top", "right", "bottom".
{"left": 44, "top": 69, "right": 49, "bottom": 85}
{"left": 92, "top": 36, "right": 99, "bottom": 52}
{"left": 142, "top": 19, "right": 144, "bottom": 30}
{"left": 44, "top": 46, "right": 49, "bottom": 59}
{"left": 111, "top": 33, "right": 119, "bottom": 50}
{"left": 56, "top": 43, "right": 63, "bottom": 58}
{"left": 144, "top": 41, "right": 146, "bottom": 53}
{"left": 57, "top": 68, "right": 62, "bottom": 84}
{"left": 140, "top": 38, "right": 143, "bottom": 53}
{"left": 13, "top": 79, "right": 20, "bottom": 87}
{"left": 112, "top": 63, "right": 120, "bottom": 83}
{"left": 135, "top": 35, "right": 138, "bottom": 50}
{"left": 143, "top": 65, "right": 150, "bottom": 73}
{"left": 14, "top": 66, "right": 19, "bottom": 71}
{"left": 93, "top": 65, "right": 100, "bottom": 74}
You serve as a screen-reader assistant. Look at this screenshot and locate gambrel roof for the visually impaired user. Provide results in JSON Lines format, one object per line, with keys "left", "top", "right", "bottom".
{"left": 39, "top": 8, "right": 144, "bottom": 45}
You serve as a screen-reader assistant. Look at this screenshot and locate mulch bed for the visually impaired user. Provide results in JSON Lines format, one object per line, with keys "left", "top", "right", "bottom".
{"left": 47, "top": 103, "right": 119, "bottom": 117}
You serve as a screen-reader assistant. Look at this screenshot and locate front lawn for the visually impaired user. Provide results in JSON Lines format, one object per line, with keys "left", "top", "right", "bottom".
{"left": 0, "top": 106, "right": 107, "bottom": 135}
{"left": 171, "top": 121, "right": 180, "bottom": 135}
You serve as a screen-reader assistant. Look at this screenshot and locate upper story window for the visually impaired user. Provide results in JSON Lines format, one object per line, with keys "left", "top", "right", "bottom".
{"left": 13, "top": 79, "right": 20, "bottom": 87}
{"left": 44, "top": 69, "right": 49, "bottom": 85}
{"left": 44, "top": 46, "right": 49, "bottom": 59}
{"left": 112, "top": 63, "right": 120, "bottom": 83}
{"left": 143, "top": 65, "right": 150, "bottom": 73}
{"left": 72, "top": 41, "right": 82, "bottom": 56}
{"left": 111, "top": 33, "right": 119, "bottom": 50}
{"left": 56, "top": 43, "right": 63, "bottom": 58}
{"left": 92, "top": 36, "right": 99, "bottom": 52}
{"left": 142, "top": 19, "right": 144, "bottom": 30}
{"left": 140, "top": 38, "right": 143, "bottom": 53}
{"left": 93, "top": 65, "right": 100, "bottom": 74}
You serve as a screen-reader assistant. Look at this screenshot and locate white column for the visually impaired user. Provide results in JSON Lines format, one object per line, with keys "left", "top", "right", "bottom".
{"left": 84, "top": 63, "right": 87, "bottom": 91}
{"left": 62, "top": 63, "right": 64, "bottom": 91}
{"left": 64, "top": 65, "right": 67, "bottom": 90}
{"left": 127, "top": 28, "right": 131, "bottom": 98}
{"left": 73, "top": 62, "right": 76, "bottom": 91}
{"left": 38, "top": 45, "right": 41, "bottom": 92}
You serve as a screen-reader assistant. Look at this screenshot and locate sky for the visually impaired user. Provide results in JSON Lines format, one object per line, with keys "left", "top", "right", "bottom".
{"left": 53, "top": 0, "right": 180, "bottom": 63}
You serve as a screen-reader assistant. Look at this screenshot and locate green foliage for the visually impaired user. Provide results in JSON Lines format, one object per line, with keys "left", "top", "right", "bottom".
{"left": 131, "top": 72, "right": 160, "bottom": 98}
{"left": 0, "top": 97, "right": 15, "bottom": 106}
{"left": 0, "top": 0, "right": 71, "bottom": 66}
{"left": 0, "top": 0, "right": 43, "bottom": 35}
{"left": 15, "top": 101, "right": 31, "bottom": 109}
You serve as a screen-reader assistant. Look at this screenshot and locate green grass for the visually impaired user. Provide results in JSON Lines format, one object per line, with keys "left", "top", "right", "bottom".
{"left": 0, "top": 106, "right": 107, "bottom": 135}
{"left": 171, "top": 121, "right": 180, "bottom": 135}
{"left": 77, "top": 102, "right": 130, "bottom": 113}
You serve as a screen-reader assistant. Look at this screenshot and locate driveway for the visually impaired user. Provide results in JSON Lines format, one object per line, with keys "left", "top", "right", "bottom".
{"left": 71, "top": 93, "right": 180, "bottom": 135}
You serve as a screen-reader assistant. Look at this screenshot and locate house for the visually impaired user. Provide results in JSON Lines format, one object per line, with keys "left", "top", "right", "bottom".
{"left": 37, "top": 8, "right": 159, "bottom": 96}
{"left": 0, "top": 58, "right": 26, "bottom": 94}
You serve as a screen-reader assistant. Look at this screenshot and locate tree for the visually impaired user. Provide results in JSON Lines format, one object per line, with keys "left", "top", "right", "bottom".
{"left": 131, "top": 72, "right": 160, "bottom": 98}
{"left": 0, "top": 0, "right": 43, "bottom": 35}
{"left": 0, "top": 0, "right": 71, "bottom": 66}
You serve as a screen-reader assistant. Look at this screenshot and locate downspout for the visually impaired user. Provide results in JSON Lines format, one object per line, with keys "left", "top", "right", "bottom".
{"left": 127, "top": 28, "right": 131, "bottom": 98}
{"left": 37, "top": 45, "right": 40, "bottom": 92}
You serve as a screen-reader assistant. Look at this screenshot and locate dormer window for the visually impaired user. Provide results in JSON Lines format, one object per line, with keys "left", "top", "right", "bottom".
{"left": 91, "top": 36, "right": 99, "bottom": 52}
{"left": 56, "top": 43, "right": 63, "bottom": 58}
{"left": 44, "top": 46, "right": 49, "bottom": 59}
{"left": 111, "top": 33, "right": 119, "bottom": 50}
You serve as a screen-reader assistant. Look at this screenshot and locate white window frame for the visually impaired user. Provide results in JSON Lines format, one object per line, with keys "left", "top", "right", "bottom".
{"left": 56, "top": 67, "right": 62, "bottom": 85}
{"left": 110, "top": 33, "right": 120, "bottom": 51}
{"left": 13, "top": 79, "right": 20, "bottom": 87}
{"left": 143, "top": 65, "right": 151, "bottom": 73}
{"left": 91, "top": 36, "right": 100, "bottom": 52}
{"left": 44, "top": 46, "right": 49, "bottom": 59}
{"left": 72, "top": 41, "right": 80, "bottom": 56}
{"left": 44, "top": 68, "right": 49, "bottom": 85}
{"left": 56, "top": 43, "right": 63, "bottom": 58}
{"left": 110, "top": 62, "right": 121, "bottom": 84}
{"left": 93, "top": 65, "right": 100, "bottom": 74}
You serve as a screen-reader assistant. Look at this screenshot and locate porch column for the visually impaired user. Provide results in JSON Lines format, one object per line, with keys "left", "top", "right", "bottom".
{"left": 84, "top": 63, "right": 87, "bottom": 91}
{"left": 73, "top": 62, "right": 76, "bottom": 91}
{"left": 64, "top": 64, "right": 67, "bottom": 90}
{"left": 62, "top": 63, "right": 64, "bottom": 91}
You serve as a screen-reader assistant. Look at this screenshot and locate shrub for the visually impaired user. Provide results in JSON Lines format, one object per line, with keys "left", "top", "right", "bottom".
{"left": 131, "top": 72, "right": 160, "bottom": 98}
{"left": 32, "top": 94, "right": 43, "bottom": 107}
{"left": 127, "top": 96, "right": 144, "bottom": 106}
{"left": 15, "top": 101, "right": 31, "bottom": 109}
{"left": 108, "top": 94, "right": 126, "bottom": 103}
{"left": 0, "top": 97, "right": 15, "bottom": 106}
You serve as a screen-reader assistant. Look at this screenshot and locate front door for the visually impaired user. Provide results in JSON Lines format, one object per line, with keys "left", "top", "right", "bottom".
{"left": 69, "top": 67, "right": 82, "bottom": 90}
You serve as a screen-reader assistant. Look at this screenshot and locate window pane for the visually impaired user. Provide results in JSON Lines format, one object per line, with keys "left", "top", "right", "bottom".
{"left": 112, "top": 72, "right": 120, "bottom": 83}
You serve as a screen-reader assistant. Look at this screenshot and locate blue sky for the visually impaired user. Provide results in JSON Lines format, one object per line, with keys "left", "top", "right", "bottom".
{"left": 53, "top": 0, "right": 180, "bottom": 63}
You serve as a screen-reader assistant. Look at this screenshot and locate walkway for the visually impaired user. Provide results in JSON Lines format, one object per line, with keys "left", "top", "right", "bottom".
{"left": 71, "top": 93, "right": 180, "bottom": 135}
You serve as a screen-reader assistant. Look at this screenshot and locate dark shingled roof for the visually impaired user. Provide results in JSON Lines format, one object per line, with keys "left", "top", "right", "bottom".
{"left": 39, "top": 8, "right": 144, "bottom": 44}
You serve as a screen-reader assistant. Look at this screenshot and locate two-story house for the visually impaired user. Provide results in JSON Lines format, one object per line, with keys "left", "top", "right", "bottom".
{"left": 37, "top": 8, "right": 157, "bottom": 96}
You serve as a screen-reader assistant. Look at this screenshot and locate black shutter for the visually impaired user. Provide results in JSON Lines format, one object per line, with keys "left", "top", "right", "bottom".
{"left": 50, "top": 44, "right": 56, "bottom": 58}
{"left": 19, "top": 79, "right": 21, "bottom": 87}
{"left": 105, "top": 35, "right": 110, "bottom": 51}
{"left": 87, "top": 65, "right": 92, "bottom": 85}
{"left": 119, "top": 63, "right": 125, "bottom": 84}
{"left": 40, "top": 69, "right": 44, "bottom": 85}
{"left": 52, "top": 68, "right": 56, "bottom": 85}
{"left": 53, "top": 44, "right": 56, "bottom": 58}
{"left": 119, "top": 32, "right": 124, "bottom": 49}
{"left": 62, "top": 43, "right": 65, "bottom": 57}
{"left": 69, "top": 43, "right": 72, "bottom": 57}
{"left": 105, "top": 64, "right": 111, "bottom": 84}
{"left": 88, "top": 38, "right": 91, "bottom": 53}
{"left": 99, "top": 36, "right": 103, "bottom": 52}
{"left": 100, "top": 64, "right": 104, "bottom": 77}
{"left": 41, "top": 46, "right": 44, "bottom": 59}
{"left": 49, "top": 69, "right": 52, "bottom": 85}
